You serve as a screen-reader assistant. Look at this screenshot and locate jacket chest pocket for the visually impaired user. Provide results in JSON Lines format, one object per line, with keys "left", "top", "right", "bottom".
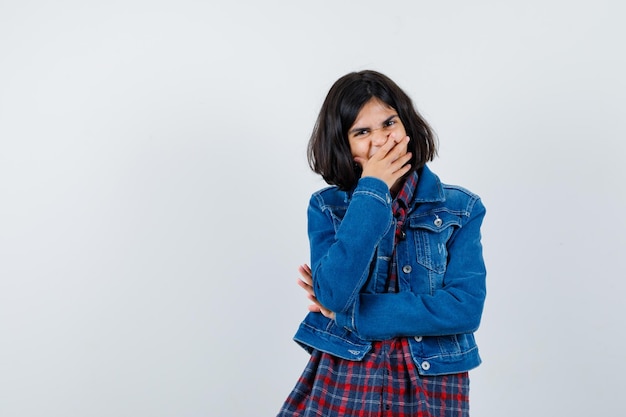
{"left": 408, "top": 213, "right": 459, "bottom": 274}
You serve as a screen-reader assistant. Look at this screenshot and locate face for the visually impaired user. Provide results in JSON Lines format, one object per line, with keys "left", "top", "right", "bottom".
{"left": 347, "top": 97, "right": 407, "bottom": 163}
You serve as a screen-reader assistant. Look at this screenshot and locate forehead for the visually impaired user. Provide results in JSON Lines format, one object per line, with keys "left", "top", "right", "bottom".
{"left": 352, "top": 98, "right": 397, "bottom": 125}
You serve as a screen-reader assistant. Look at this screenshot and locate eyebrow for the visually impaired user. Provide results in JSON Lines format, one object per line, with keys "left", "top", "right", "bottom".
{"left": 349, "top": 115, "right": 398, "bottom": 135}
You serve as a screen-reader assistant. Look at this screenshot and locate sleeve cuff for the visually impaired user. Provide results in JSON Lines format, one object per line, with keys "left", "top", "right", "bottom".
{"left": 334, "top": 304, "right": 356, "bottom": 332}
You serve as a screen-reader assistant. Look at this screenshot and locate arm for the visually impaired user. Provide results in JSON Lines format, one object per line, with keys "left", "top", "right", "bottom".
{"left": 308, "top": 177, "right": 393, "bottom": 314}
{"left": 309, "top": 134, "right": 411, "bottom": 315}
{"left": 350, "top": 198, "right": 487, "bottom": 340}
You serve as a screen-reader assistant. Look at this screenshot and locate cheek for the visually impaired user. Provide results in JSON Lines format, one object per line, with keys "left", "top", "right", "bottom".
{"left": 348, "top": 141, "right": 364, "bottom": 157}
{"left": 354, "top": 144, "right": 371, "bottom": 158}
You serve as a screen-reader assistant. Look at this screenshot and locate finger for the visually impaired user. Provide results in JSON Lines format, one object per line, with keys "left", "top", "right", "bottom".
{"left": 308, "top": 304, "right": 322, "bottom": 313}
{"left": 310, "top": 298, "right": 330, "bottom": 316}
{"left": 307, "top": 294, "right": 335, "bottom": 320}
{"left": 391, "top": 151, "right": 412, "bottom": 171}
{"left": 388, "top": 138, "right": 411, "bottom": 165}
{"left": 399, "top": 134, "right": 410, "bottom": 143}
{"left": 307, "top": 294, "right": 325, "bottom": 310}
{"left": 298, "top": 265, "right": 313, "bottom": 286}
{"left": 298, "top": 272, "right": 313, "bottom": 287}
{"left": 389, "top": 155, "right": 412, "bottom": 176}
{"left": 298, "top": 264, "right": 312, "bottom": 278}
{"left": 299, "top": 274, "right": 313, "bottom": 288}
{"left": 390, "top": 136, "right": 410, "bottom": 159}
{"left": 297, "top": 279, "right": 315, "bottom": 296}
{"left": 374, "top": 135, "right": 410, "bottom": 164}
{"left": 391, "top": 161, "right": 412, "bottom": 180}
{"left": 320, "top": 307, "right": 335, "bottom": 320}
{"left": 369, "top": 134, "right": 399, "bottom": 161}
{"left": 298, "top": 280, "right": 313, "bottom": 294}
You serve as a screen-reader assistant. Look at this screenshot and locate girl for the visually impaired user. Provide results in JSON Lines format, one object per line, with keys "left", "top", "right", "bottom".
{"left": 278, "top": 70, "right": 486, "bottom": 416}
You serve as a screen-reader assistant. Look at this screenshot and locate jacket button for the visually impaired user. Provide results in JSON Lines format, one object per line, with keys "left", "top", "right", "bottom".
{"left": 434, "top": 217, "right": 442, "bottom": 227}
{"left": 421, "top": 361, "right": 431, "bottom": 370}
{"left": 402, "top": 265, "right": 412, "bottom": 274}
{"left": 414, "top": 336, "right": 423, "bottom": 342}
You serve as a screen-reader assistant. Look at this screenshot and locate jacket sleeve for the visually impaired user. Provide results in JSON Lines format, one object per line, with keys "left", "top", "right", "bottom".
{"left": 309, "top": 177, "right": 393, "bottom": 315}
{"left": 349, "top": 198, "right": 487, "bottom": 339}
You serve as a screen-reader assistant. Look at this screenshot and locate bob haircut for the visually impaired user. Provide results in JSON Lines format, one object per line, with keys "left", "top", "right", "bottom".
{"left": 308, "top": 70, "right": 438, "bottom": 191}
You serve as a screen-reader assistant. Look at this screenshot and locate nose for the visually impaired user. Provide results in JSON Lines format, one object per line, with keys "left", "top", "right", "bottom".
{"left": 371, "top": 128, "right": 390, "bottom": 147}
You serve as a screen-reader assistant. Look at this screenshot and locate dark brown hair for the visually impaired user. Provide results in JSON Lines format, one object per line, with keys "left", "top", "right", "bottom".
{"left": 308, "top": 70, "right": 438, "bottom": 190}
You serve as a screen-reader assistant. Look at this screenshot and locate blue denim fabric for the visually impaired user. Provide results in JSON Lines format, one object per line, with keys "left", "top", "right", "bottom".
{"left": 293, "top": 165, "right": 487, "bottom": 376}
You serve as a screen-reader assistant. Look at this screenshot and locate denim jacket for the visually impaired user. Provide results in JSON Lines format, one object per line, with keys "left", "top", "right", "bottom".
{"left": 293, "top": 165, "right": 487, "bottom": 376}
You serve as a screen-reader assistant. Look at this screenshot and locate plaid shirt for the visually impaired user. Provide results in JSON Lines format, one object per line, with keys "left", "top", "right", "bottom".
{"left": 278, "top": 172, "right": 470, "bottom": 417}
{"left": 387, "top": 171, "right": 418, "bottom": 293}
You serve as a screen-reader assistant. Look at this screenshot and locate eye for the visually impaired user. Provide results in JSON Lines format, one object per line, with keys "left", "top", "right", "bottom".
{"left": 384, "top": 118, "right": 397, "bottom": 128}
{"left": 354, "top": 129, "right": 369, "bottom": 137}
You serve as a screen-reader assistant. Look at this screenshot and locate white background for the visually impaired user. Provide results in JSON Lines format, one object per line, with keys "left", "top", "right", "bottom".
{"left": 1, "top": 1, "right": 625, "bottom": 416}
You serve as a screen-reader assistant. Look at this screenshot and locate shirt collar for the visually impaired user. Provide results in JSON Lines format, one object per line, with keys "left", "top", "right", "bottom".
{"left": 394, "top": 170, "right": 419, "bottom": 209}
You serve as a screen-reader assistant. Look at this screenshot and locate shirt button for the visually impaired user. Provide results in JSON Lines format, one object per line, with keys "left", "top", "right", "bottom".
{"left": 414, "top": 336, "right": 423, "bottom": 342}
{"left": 421, "top": 361, "right": 431, "bottom": 371}
{"left": 399, "top": 231, "right": 406, "bottom": 240}
{"left": 402, "top": 265, "right": 412, "bottom": 274}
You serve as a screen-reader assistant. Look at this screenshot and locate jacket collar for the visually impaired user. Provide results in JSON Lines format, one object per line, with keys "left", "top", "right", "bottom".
{"left": 345, "top": 164, "right": 445, "bottom": 204}
{"left": 413, "top": 165, "right": 445, "bottom": 204}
